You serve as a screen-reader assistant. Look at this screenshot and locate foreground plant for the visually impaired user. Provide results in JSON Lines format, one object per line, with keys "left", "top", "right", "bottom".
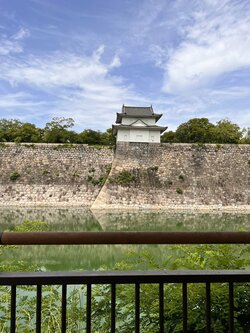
{"left": 0, "top": 222, "right": 249, "bottom": 332}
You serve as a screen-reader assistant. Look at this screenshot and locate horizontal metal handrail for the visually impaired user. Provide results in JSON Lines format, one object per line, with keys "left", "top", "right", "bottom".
{"left": 0, "top": 231, "right": 250, "bottom": 245}
{"left": 0, "top": 270, "right": 249, "bottom": 285}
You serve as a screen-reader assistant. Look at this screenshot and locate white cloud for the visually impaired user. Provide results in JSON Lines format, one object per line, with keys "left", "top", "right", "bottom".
{"left": 12, "top": 27, "right": 30, "bottom": 40}
{"left": 0, "top": 46, "right": 150, "bottom": 129}
{"left": 0, "top": 27, "right": 29, "bottom": 55}
{"left": 162, "top": 0, "right": 250, "bottom": 93}
{"left": 0, "top": 92, "right": 45, "bottom": 108}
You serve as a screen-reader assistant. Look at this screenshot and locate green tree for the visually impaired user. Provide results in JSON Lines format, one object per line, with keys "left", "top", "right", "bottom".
{"left": 211, "top": 119, "right": 243, "bottom": 143}
{"left": 240, "top": 128, "right": 250, "bottom": 144}
{"left": 14, "top": 123, "right": 43, "bottom": 143}
{"left": 100, "top": 128, "right": 116, "bottom": 145}
{"left": 78, "top": 129, "right": 102, "bottom": 145}
{"left": 161, "top": 130, "right": 177, "bottom": 143}
{"left": 175, "top": 118, "right": 215, "bottom": 143}
{"left": 0, "top": 119, "right": 23, "bottom": 142}
{"left": 43, "top": 117, "right": 76, "bottom": 143}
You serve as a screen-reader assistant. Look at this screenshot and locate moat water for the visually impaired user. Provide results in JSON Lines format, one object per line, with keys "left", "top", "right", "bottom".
{"left": 0, "top": 208, "right": 249, "bottom": 271}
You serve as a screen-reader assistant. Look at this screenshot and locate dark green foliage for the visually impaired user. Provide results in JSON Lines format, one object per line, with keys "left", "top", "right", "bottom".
{"left": 100, "top": 128, "right": 116, "bottom": 146}
{"left": 164, "top": 118, "right": 244, "bottom": 144}
{"left": 52, "top": 143, "right": 76, "bottom": 149}
{"left": 109, "top": 170, "right": 136, "bottom": 185}
{"left": 147, "top": 166, "right": 159, "bottom": 172}
{"left": 175, "top": 118, "right": 215, "bottom": 143}
{"left": 161, "top": 130, "right": 177, "bottom": 143}
{"left": 176, "top": 187, "right": 183, "bottom": 194}
{"left": 87, "top": 164, "right": 112, "bottom": 186}
{"left": 9, "top": 171, "right": 20, "bottom": 181}
{"left": 241, "top": 128, "right": 250, "bottom": 144}
{"left": 178, "top": 174, "right": 184, "bottom": 181}
{"left": 44, "top": 117, "right": 77, "bottom": 143}
{"left": 91, "top": 175, "right": 106, "bottom": 186}
{"left": 78, "top": 129, "right": 102, "bottom": 145}
{"left": 90, "top": 245, "right": 250, "bottom": 333}
{"left": 0, "top": 221, "right": 249, "bottom": 332}
{"left": 0, "top": 117, "right": 247, "bottom": 144}
{"left": 0, "top": 119, "right": 43, "bottom": 143}
{"left": 211, "top": 119, "right": 242, "bottom": 143}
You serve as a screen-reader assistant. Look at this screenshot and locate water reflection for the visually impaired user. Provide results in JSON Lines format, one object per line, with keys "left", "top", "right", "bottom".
{"left": 0, "top": 208, "right": 249, "bottom": 271}
{"left": 0, "top": 207, "right": 249, "bottom": 232}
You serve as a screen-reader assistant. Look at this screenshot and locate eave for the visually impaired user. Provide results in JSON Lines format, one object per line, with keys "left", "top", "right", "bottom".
{"left": 116, "top": 113, "right": 162, "bottom": 124}
{"left": 112, "top": 124, "right": 168, "bottom": 135}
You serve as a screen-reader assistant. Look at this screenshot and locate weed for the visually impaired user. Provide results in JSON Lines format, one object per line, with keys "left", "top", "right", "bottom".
{"left": 88, "top": 164, "right": 111, "bottom": 186}
{"left": 10, "top": 171, "right": 21, "bottom": 181}
{"left": 72, "top": 172, "right": 80, "bottom": 177}
{"left": 176, "top": 187, "right": 183, "bottom": 194}
{"left": 87, "top": 175, "right": 93, "bottom": 182}
{"left": 109, "top": 170, "right": 136, "bottom": 185}
{"left": 178, "top": 174, "right": 184, "bottom": 181}
{"left": 165, "top": 180, "right": 173, "bottom": 187}
{"left": 53, "top": 143, "right": 76, "bottom": 150}
{"left": 147, "top": 166, "right": 159, "bottom": 172}
{"left": 23, "top": 144, "right": 36, "bottom": 149}
{"left": 91, "top": 176, "right": 106, "bottom": 186}
{"left": 215, "top": 144, "right": 222, "bottom": 150}
{"left": 192, "top": 143, "right": 206, "bottom": 149}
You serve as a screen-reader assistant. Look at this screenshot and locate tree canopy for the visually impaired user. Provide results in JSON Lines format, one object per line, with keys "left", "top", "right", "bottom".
{"left": 162, "top": 118, "right": 245, "bottom": 144}
{"left": 0, "top": 117, "right": 247, "bottom": 144}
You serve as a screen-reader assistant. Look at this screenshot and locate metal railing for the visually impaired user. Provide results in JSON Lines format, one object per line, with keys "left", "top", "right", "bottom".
{"left": 0, "top": 231, "right": 250, "bottom": 333}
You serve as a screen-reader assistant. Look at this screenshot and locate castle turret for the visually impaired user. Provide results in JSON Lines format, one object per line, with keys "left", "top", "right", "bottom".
{"left": 112, "top": 105, "right": 167, "bottom": 143}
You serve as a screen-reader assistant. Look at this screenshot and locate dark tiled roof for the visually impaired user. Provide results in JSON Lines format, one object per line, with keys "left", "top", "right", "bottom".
{"left": 122, "top": 105, "right": 154, "bottom": 116}
{"left": 116, "top": 105, "right": 162, "bottom": 123}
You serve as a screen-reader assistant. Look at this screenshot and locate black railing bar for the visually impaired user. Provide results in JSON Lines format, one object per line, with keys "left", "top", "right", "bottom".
{"left": 10, "top": 285, "right": 16, "bottom": 333}
{"left": 205, "top": 282, "right": 211, "bottom": 333}
{"left": 182, "top": 282, "right": 188, "bottom": 333}
{"left": 36, "top": 285, "right": 42, "bottom": 333}
{"left": 135, "top": 283, "right": 140, "bottom": 333}
{"left": 111, "top": 283, "right": 116, "bottom": 333}
{"left": 159, "top": 282, "right": 164, "bottom": 333}
{"left": 86, "top": 284, "right": 91, "bottom": 333}
{"left": 0, "top": 270, "right": 249, "bottom": 285}
{"left": 229, "top": 282, "right": 234, "bottom": 333}
{"left": 61, "top": 284, "right": 67, "bottom": 333}
{"left": 1, "top": 231, "right": 250, "bottom": 245}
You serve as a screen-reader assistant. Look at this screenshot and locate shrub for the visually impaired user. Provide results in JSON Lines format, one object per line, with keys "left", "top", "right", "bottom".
{"left": 109, "top": 170, "right": 136, "bottom": 185}
{"left": 88, "top": 164, "right": 112, "bottom": 186}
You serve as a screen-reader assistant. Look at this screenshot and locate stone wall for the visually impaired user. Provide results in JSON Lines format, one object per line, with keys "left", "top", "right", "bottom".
{"left": 0, "top": 142, "right": 249, "bottom": 210}
{"left": 0, "top": 143, "right": 113, "bottom": 206}
{"left": 92, "top": 142, "right": 250, "bottom": 210}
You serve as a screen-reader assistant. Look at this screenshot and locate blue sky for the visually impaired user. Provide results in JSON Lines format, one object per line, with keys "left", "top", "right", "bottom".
{"left": 0, "top": 0, "right": 249, "bottom": 131}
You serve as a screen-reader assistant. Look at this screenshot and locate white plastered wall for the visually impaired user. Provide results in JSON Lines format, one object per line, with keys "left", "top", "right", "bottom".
{"left": 116, "top": 128, "right": 161, "bottom": 143}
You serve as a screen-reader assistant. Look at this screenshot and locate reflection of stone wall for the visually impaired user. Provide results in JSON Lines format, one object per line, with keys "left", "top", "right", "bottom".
{"left": 92, "top": 142, "right": 250, "bottom": 210}
{"left": 0, "top": 207, "right": 102, "bottom": 231}
{"left": 0, "top": 143, "right": 113, "bottom": 206}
